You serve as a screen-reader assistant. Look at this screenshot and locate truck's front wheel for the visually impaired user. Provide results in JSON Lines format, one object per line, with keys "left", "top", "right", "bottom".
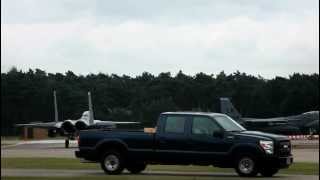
{"left": 234, "top": 155, "right": 259, "bottom": 177}
{"left": 100, "top": 151, "right": 125, "bottom": 175}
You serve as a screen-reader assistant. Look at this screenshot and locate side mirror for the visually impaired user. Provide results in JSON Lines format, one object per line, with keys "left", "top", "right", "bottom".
{"left": 213, "top": 131, "right": 224, "bottom": 138}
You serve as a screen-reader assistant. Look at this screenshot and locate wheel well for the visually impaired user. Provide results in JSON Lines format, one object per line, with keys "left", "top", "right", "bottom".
{"left": 97, "top": 141, "right": 128, "bottom": 158}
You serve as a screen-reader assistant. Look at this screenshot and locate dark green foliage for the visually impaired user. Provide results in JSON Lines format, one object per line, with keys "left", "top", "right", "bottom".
{"left": 1, "top": 69, "right": 319, "bottom": 136}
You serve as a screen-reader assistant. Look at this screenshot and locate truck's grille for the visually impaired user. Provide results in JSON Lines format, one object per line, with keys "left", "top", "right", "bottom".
{"left": 278, "top": 141, "right": 291, "bottom": 156}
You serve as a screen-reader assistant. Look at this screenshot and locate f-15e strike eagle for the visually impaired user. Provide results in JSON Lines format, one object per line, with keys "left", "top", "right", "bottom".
{"left": 16, "top": 91, "right": 139, "bottom": 148}
{"left": 220, "top": 97, "right": 319, "bottom": 135}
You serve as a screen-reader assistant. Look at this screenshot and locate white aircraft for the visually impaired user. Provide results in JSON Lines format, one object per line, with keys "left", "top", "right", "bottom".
{"left": 16, "top": 91, "right": 140, "bottom": 147}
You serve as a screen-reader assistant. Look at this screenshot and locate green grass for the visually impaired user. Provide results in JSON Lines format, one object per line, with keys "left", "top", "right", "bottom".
{"left": 1, "top": 157, "right": 319, "bottom": 175}
{"left": 152, "top": 163, "right": 320, "bottom": 175}
{"left": 280, "top": 162, "right": 319, "bottom": 175}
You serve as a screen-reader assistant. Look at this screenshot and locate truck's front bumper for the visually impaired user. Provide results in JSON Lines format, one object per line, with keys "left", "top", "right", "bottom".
{"left": 261, "top": 155, "right": 293, "bottom": 169}
{"left": 277, "top": 156, "right": 293, "bottom": 168}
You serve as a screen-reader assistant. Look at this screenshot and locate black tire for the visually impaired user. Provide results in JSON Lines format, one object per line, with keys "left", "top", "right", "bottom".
{"left": 260, "top": 168, "right": 279, "bottom": 177}
{"left": 100, "top": 151, "right": 125, "bottom": 175}
{"left": 234, "top": 154, "right": 259, "bottom": 177}
{"left": 127, "top": 163, "right": 147, "bottom": 174}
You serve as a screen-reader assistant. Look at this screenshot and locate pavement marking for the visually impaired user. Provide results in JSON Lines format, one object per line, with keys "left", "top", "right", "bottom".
{"left": 1, "top": 140, "right": 77, "bottom": 149}
{"left": 16, "top": 140, "right": 77, "bottom": 145}
{"left": 1, "top": 143, "right": 21, "bottom": 149}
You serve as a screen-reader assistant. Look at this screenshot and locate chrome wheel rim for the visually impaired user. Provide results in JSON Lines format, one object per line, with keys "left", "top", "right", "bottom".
{"left": 239, "top": 157, "right": 254, "bottom": 174}
{"left": 104, "top": 154, "right": 119, "bottom": 171}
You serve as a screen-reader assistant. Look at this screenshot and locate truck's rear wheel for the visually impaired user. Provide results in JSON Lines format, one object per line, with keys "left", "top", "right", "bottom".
{"left": 234, "top": 155, "right": 259, "bottom": 177}
{"left": 127, "top": 163, "right": 147, "bottom": 174}
{"left": 260, "top": 168, "right": 279, "bottom": 177}
{"left": 100, "top": 151, "right": 124, "bottom": 175}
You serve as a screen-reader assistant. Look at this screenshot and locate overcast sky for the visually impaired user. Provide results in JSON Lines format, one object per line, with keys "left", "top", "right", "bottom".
{"left": 1, "top": 0, "right": 319, "bottom": 78}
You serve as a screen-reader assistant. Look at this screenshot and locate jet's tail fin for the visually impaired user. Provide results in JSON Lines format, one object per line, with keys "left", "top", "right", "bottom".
{"left": 53, "top": 90, "right": 58, "bottom": 122}
{"left": 220, "top": 97, "right": 242, "bottom": 121}
{"left": 88, "top": 91, "right": 94, "bottom": 125}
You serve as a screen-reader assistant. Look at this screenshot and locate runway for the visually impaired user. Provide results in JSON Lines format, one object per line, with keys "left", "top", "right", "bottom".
{"left": 2, "top": 169, "right": 319, "bottom": 180}
{"left": 1, "top": 140, "right": 78, "bottom": 158}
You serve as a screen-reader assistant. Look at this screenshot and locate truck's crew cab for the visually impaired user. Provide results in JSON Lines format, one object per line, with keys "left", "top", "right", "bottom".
{"left": 75, "top": 112, "right": 293, "bottom": 177}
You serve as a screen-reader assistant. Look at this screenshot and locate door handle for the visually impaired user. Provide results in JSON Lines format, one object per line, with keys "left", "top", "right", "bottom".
{"left": 226, "top": 135, "right": 234, "bottom": 139}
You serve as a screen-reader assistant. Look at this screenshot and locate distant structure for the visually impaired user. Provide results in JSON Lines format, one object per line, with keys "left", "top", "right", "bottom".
{"left": 21, "top": 127, "right": 49, "bottom": 140}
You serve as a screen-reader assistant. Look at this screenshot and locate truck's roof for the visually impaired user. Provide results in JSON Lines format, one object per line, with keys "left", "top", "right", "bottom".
{"left": 161, "top": 112, "right": 225, "bottom": 116}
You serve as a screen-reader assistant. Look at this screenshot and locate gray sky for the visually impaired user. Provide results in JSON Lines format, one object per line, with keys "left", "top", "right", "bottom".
{"left": 1, "top": 0, "right": 319, "bottom": 78}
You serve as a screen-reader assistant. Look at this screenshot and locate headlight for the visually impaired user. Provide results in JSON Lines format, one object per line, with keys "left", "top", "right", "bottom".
{"left": 260, "top": 140, "right": 273, "bottom": 154}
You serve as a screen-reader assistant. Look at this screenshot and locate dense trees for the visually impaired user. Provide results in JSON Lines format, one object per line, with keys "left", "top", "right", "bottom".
{"left": 1, "top": 68, "right": 319, "bottom": 136}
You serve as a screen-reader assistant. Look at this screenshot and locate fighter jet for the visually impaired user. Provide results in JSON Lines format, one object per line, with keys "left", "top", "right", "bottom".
{"left": 16, "top": 91, "right": 140, "bottom": 147}
{"left": 219, "top": 97, "right": 319, "bottom": 135}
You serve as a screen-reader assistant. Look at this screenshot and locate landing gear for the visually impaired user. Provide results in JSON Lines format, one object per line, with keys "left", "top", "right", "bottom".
{"left": 65, "top": 139, "right": 70, "bottom": 148}
{"left": 65, "top": 135, "right": 74, "bottom": 148}
{"left": 64, "top": 134, "right": 77, "bottom": 148}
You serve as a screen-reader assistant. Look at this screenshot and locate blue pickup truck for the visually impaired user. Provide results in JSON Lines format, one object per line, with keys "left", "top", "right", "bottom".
{"left": 75, "top": 112, "right": 293, "bottom": 177}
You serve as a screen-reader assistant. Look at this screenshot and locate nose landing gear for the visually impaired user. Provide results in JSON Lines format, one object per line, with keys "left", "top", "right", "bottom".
{"left": 65, "top": 134, "right": 76, "bottom": 148}
{"left": 65, "top": 138, "right": 70, "bottom": 148}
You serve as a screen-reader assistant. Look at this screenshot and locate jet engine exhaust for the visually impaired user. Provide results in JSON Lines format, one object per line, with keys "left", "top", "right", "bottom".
{"left": 75, "top": 121, "right": 87, "bottom": 130}
{"left": 61, "top": 121, "right": 76, "bottom": 133}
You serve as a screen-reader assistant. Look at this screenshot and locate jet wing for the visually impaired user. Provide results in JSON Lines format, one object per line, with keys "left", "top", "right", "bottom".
{"left": 15, "top": 122, "right": 62, "bottom": 128}
{"left": 244, "top": 118, "right": 289, "bottom": 127}
{"left": 94, "top": 121, "right": 140, "bottom": 126}
{"left": 111, "top": 122, "right": 140, "bottom": 124}
{"left": 243, "top": 117, "right": 288, "bottom": 123}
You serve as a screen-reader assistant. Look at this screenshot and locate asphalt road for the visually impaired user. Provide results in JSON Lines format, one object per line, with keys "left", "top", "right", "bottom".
{"left": 2, "top": 140, "right": 319, "bottom": 162}
{"left": 1, "top": 169, "right": 319, "bottom": 180}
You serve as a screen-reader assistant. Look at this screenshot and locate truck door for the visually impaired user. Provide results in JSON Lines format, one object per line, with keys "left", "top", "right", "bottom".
{"left": 187, "top": 115, "right": 232, "bottom": 163}
{"left": 155, "top": 114, "right": 190, "bottom": 163}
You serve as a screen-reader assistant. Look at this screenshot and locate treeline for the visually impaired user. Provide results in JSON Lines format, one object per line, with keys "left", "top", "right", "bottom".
{"left": 1, "top": 68, "right": 319, "bottom": 136}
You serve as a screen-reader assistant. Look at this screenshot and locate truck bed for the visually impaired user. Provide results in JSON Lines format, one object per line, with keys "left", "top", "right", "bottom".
{"left": 78, "top": 129, "right": 155, "bottom": 152}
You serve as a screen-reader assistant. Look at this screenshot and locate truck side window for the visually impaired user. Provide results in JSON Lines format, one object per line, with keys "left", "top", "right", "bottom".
{"left": 164, "top": 116, "right": 186, "bottom": 134}
{"left": 192, "top": 116, "right": 220, "bottom": 136}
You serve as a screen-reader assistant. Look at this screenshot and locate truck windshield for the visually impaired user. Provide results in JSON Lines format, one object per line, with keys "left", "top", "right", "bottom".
{"left": 213, "top": 115, "right": 246, "bottom": 132}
